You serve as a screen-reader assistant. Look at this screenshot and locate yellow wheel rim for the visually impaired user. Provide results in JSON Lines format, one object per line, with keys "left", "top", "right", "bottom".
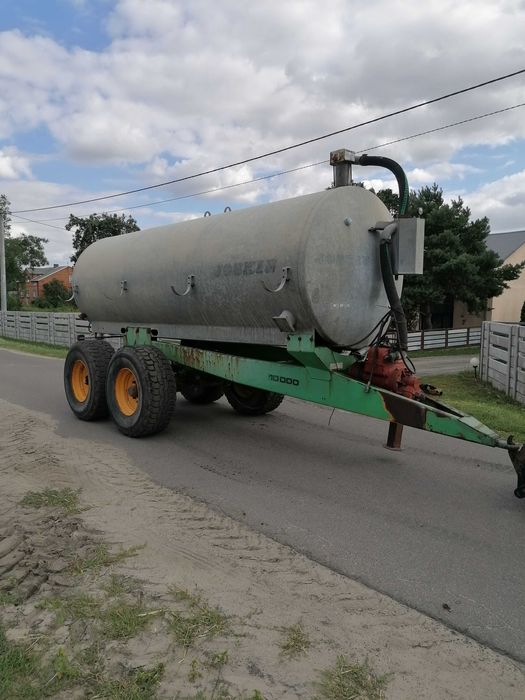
{"left": 115, "top": 367, "right": 139, "bottom": 416}
{"left": 71, "top": 359, "right": 90, "bottom": 403}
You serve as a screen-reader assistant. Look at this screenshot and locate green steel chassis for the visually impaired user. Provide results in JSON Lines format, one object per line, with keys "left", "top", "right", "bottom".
{"left": 123, "top": 327, "right": 525, "bottom": 498}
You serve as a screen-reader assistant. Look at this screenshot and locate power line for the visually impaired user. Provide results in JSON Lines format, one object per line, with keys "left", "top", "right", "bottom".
{"left": 11, "top": 214, "right": 69, "bottom": 231}
{"left": 12, "top": 68, "right": 525, "bottom": 214}
{"left": 19, "top": 160, "right": 328, "bottom": 222}
{"left": 356, "top": 101, "right": 525, "bottom": 153}
{"left": 15, "top": 99, "right": 524, "bottom": 226}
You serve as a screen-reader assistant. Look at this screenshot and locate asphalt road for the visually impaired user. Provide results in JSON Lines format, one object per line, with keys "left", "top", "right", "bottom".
{"left": 1, "top": 348, "right": 524, "bottom": 663}
{"left": 414, "top": 354, "right": 479, "bottom": 376}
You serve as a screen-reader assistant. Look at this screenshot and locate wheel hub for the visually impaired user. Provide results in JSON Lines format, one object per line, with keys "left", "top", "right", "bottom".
{"left": 71, "top": 360, "right": 89, "bottom": 402}
{"left": 115, "top": 367, "right": 139, "bottom": 416}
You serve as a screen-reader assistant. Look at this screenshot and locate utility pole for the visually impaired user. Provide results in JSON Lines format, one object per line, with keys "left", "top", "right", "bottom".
{"left": 0, "top": 213, "right": 6, "bottom": 313}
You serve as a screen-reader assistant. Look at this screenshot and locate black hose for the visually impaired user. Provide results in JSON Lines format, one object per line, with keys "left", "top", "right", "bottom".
{"left": 380, "top": 241, "right": 408, "bottom": 352}
{"left": 357, "top": 154, "right": 409, "bottom": 215}
{"left": 355, "top": 154, "right": 410, "bottom": 352}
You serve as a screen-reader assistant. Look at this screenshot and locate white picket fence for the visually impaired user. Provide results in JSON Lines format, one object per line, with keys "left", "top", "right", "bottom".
{"left": 405, "top": 326, "right": 480, "bottom": 351}
{"left": 480, "top": 321, "right": 525, "bottom": 404}
{"left": 0, "top": 312, "right": 90, "bottom": 347}
{"left": 0, "top": 312, "right": 482, "bottom": 352}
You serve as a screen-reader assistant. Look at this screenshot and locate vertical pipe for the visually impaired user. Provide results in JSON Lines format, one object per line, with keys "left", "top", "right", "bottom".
{"left": 333, "top": 162, "right": 352, "bottom": 188}
{"left": 330, "top": 149, "right": 355, "bottom": 188}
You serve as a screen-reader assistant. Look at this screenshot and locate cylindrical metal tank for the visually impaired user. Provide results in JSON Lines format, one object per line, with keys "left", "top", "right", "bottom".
{"left": 73, "top": 185, "right": 400, "bottom": 348}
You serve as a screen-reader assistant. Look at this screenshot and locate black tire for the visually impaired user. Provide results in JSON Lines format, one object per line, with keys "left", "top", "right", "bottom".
{"left": 224, "top": 383, "right": 284, "bottom": 416}
{"left": 180, "top": 372, "right": 224, "bottom": 404}
{"left": 64, "top": 339, "right": 114, "bottom": 421}
{"left": 106, "top": 345, "right": 176, "bottom": 437}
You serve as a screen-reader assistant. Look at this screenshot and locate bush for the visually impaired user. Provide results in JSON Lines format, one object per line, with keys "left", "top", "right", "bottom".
{"left": 31, "top": 297, "right": 53, "bottom": 309}
{"left": 43, "top": 279, "right": 70, "bottom": 307}
{"left": 6, "top": 295, "right": 21, "bottom": 311}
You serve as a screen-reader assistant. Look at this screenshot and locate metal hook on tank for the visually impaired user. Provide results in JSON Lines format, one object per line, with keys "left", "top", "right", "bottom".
{"left": 65, "top": 284, "right": 79, "bottom": 303}
{"left": 224, "top": 206, "right": 231, "bottom": 213}
{"left": 203, "top": 211, "right": 211, "bottom": 217}
{"left": 262, "top": 266, "right": 291, "bottom": 293}
{"left": 171, "top": 274, "right": 195, "bottom": 297}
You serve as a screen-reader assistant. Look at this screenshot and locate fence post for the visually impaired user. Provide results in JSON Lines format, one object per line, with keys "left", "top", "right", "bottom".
{"left": 70, "top": 313, "right": 76, "bottom": 346}
{"left": 480, "top": 323, "right": 485, "bottom": 380}
{"left": 421, "top": 330, "right": 424, "bottom": 350}
{"left": 445, "top": 328, "right": 449, "bottom": 348}
{"left": 506, "top": 325, "right": 514, "bottom": 397}
{"left": 510, "top": 325, "right": 518, "bottom": 399}
{"left": 467, "top": 327, "right": 470, "bottom": 346}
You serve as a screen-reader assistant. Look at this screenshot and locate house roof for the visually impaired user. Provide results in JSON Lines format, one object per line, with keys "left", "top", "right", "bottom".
{"left": 486, "top": 230, "right": 525, "bottom": 261}
{"left": 29, "top": 266, "right": 70, "bottom": 282}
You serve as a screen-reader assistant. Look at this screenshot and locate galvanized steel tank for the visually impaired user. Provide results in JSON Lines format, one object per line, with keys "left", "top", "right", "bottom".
{"left": 73, "top": 185, "right": 399, "bottom": 347}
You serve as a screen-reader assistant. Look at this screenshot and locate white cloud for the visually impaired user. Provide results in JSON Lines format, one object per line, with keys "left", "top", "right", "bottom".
{"left": 0, "top": 148, "right": 32, "bottom": 179}
{"left": 462, "top": 170, "right": 525, "bottom": 232}
{"left": 1, "top": 0, "right": 525, "bottom": 257}
{"left": 1, "top": 0, "right": 524, "bottom": 167}
{"left": 408, "top": 162, "right": 482, "bottom": 185}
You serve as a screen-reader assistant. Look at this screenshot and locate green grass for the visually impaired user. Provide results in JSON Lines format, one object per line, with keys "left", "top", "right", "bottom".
{"left": 39, "top": 594, "right": 161, "bottom": 640}
{"left": 102, "top": 573, "right": 139, "bottom": 597}
{"left": 168, "top": 587, "right": 228, "bottom": 648}
{"left": 102, "top": 602, "right": 161, "bottom": 640}
{"left": 0, "top": 336, "right": 67, "bottom": 358}
{"left": 37, "top": 593, "right": 101, "bottom": 625}
{"left": 208, "top": 650, "right": 229, "bottom": 669}
{"left": 68, "top": 543, "right": 144, "bottom": 575}
{"left": 409, "top": 345, "right": 479, "bottom": 358}
{"left": 20, "top": 488, "right": 81, "bottom": 514}
{"left": 188, "top": 658, "right": 203, "bottom": 683}
{"left": 50, "top": 648, "right": 81, "bottom": 684}
{"left": 0, "top": 625, "right": 81, "bottom": 699}
{"left": 88, "top": 664, "right": 164, "bottom": 700}
{"left": 421, "top": 371, "right": 525, "bottom": 443}
{"left": 0, "top": 620, "right": 163, "bottom": 699}
{"left": 278, "top": 623, "right": 311, "bottom": 659}
{"left": 314, "top": 656, "right": 388, "bottom": 700}
{"left": 0, "top": 588, "right": 21, "bottom": 606}
{"left": 0, "top": 624, "right": 38, "bottom": 699}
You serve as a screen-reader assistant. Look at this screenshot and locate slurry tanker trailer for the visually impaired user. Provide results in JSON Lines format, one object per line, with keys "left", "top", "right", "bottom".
{"left": 64, "top": 149, "right": 525, "bottom": 499}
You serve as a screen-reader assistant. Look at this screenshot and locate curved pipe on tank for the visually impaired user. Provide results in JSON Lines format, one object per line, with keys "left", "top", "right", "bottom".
{"left": 357, "top": 155, "right": 410, "bottom": 351}
{"left": 356, "top": 154, "right": 409, "bottom": 216}
{"left": 356, "top": 154, "right": 409, "bottom": 353}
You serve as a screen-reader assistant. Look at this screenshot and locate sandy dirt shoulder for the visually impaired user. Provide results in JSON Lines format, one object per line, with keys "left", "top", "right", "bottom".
{"left": 0, "top": 397, "right": 523, "bottom": 699}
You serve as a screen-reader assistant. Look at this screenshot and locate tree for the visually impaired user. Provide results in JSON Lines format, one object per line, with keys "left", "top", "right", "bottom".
{"left": 1, "top": 194, "right": 48, "bottom": 308}
{"left": 376, "top": 184, "right": 524, "bottom": 329}
{"left": 42, "top": 279, "right": 71, "bottom": 308}
{"left": 372, "top": 187, "right": 399, "bottom": 217}
{"left": 67, "top": 213, "right": 140, "bottom": 263}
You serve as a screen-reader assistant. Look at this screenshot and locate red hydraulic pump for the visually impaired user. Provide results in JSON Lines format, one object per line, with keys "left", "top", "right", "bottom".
{"left": 349, "top": 345, "right": 424, "bottom": 400}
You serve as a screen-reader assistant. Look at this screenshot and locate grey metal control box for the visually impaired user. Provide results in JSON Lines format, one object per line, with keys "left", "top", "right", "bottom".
{"left": 394, "top": 218, "right": 424, "bottom": 274}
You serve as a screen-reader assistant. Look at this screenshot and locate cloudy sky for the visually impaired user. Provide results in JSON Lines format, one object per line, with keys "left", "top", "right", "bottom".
{"left": 1, "top": 0, "right": 524, "bottom": 264}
